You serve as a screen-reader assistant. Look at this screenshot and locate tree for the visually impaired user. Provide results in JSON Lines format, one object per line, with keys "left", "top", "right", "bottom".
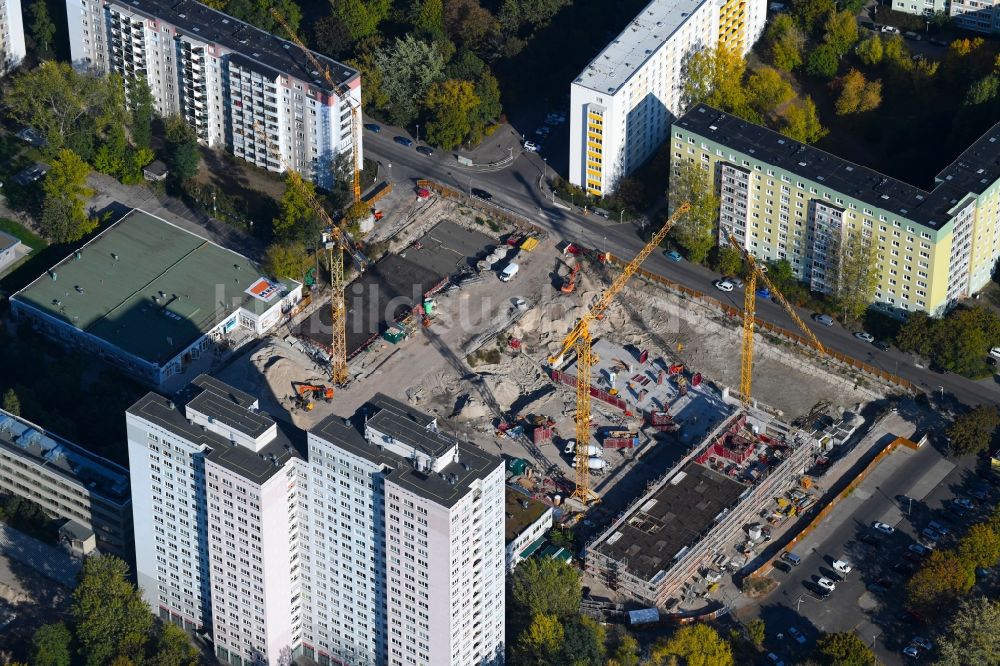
{"left": 747, "top": 619, "right": 766, "bottom": 648}
{"left": 511, "top": 558, "right": 582, "bottom": 618}
{"left": 668, "top": 160, "right": 719, "bottom": 264}
{"left": 472, "top": 69, "right": 503, "bottom": 136}
{"left": 965, "top": 75, "right": 999, "bottom": 106}
{"left": 163, "top": 116, "right": 200, "bottom": 185}
{"left": 129, "top": 77, "right": 155, "bottom": 149}
{"left": 932, "top": 307, "right": 1000, "bottom": 376}
{"left": 73, "top": 555, "right": 153, "bottom": 666}
{"left": 263, "top": 241, "right": 311, "bottom": 281}
{"left": 28, "top": 0, "right": 57, "bottom": 56}
{"left": 856, "top": 35, "right": 883, "bottom": 66}
{"left": 765, "top": 14, "right": 805, "bottom": 72}
{"left": 513, "top": 613, "right": 564, "bottom": 665}
{"left": 150, "top": 622, "right": 199, "bottom": 666}
{"left": 745, "top": 67, "right": 795, "bottom": 118}
{"left": 2, "top": 388, "right": 20, "bottom": 416}
{"left": 823, "top": 10, "right": 858, "bottom": 57}
{"left": 947, "top": 406, "right": 1000, "bottom": 457}
{"left": 312, "top": 15, "right": 354, "bottom": 58}
{"left": 832, "top": 228, "right": 880, "bottom": 320}
{"left": 936, "top": 596, "right": 1000, "bottom": 666}
{"left": 94, "top": 124, "right": 128, "bottom": 179}
{"left": 815, "top": 632, "right": 875, "bottom": 666}
{"left": 559, "top": 616, "right": 606, "bottom": 665}
{"left": 883, "top": 34, "right": 911, "bottom": 70}
{"left": 649, "top": 623, "right": 734, "bottom": 666}
{"left": 372, "top": 35, "right": 447, "bottom": 126}
{"left": 682, "top": 46, "right": 751, "bottom": 118}
{"left": 331, "top": 0, "right": 392, "bottom": 42}
{"left": 779, "top": 96, "right": 827, "bottom": 143}
{"left": 272, "top": 172, "right": 317, "bottom": 242}
{"left": 958, "top": 523, "right": 1000, "bottom": 570}
{"left": 41, "top": 149, "right": 96, "bottom": 244}
{"left": 414, "top": 0, "right": 444, "bottom": 37}
{"left": 716, "top": 246, "right": 744, "bottom": 277}
{"left": 226, "top": 0, "right": 302, "bottom": 35}
{"left": 895, "top": 310, "right": 934, "bottom": 355}
{"left": 443, "top": 0, "right": 499, "bottom": 52}
{"left": 792, "top": 0, "right": 836, "bottom": 33}
{"left": 907, "top": 551, "right": 975, "bottom": 613}
{"left": 424, "top": 79, "right": 480, "bottom": 150}
{"left": 607, "top": 630, "right": 640, "bottom": 666}
{"left": 31, "top": 622, "right": 73, "bottom": 666}
{"left": 806, "top": 43, "right": 840, "bottom": 78}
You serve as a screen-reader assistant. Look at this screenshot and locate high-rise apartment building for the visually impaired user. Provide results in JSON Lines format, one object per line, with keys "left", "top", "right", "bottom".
{"left": 890, "top": 0, "right": 1000, "bottom": 34}
{"left": 66, "top": 0, "right": 361, "bottom": 187}
{"left": 671, "top": 103, "right": 1000, "bottom": 315}
{"left": 127, "top": 376, "right": 505, "bottom": 666}
{"left": 0, "top": 0, "right": 25, "bottom": 75}
{"left": 568, "top": 0, "right": 765, "bottom": 196}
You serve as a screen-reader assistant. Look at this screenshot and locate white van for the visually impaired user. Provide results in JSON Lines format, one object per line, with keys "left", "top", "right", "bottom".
{"left": 499, "top": 263, "right": 519, "bottom": 282}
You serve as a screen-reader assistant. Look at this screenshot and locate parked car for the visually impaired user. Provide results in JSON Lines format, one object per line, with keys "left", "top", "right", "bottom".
{"left": 921, "top": 527, "right": 940, "bottom": 543}
{"left": 928, "top": 520, "right": 951, "bottom": 536}
{"left": 723, "top": 275, "right": 745, "bottom": 288}
{"left": 781, "top": 552, "right": 802, "bottom": 566}
{"left": 665, "top": 250, "right": 683, "bottom": 262}
{"left": 908, "top": 543, "right": 931, "bottom": 556}
{"left": 766, "top": 653, "right": 785, "bottom": 666}
{"left": 363, "top": 123, "right": 381, "bottom": 133}
{"left": 867, "top": 582, "right": 888, "bottom": 595}
{"left": 523, "top": 140, "right": 539, "bottom": 152}
{"left": 854, "top": 332, "right": 875, "bottom": 343}
{"left": 859, "top": 533, "right": 881, "bottom": 546}
{"left": 954, "top": 497, "right": 976, "bottom": 510}
{"left": 833, "top": 559, "right": 852, "bottom": 574}
{"left": 874, "top": 340, "right": 891, "bottom": 351}
{"left": 471, "top": 188, "right": 493, "bottom": 201}
{"left": 817, "top": 577, "right": 836, "bottom": 592}
{"left": 881, "top": 25, "right": 901, "bottom": 33}
{"left": 904, "top": 550, "right": 924, "bottom": 563}
{"left": 893, "top": 562, "right": 915, "bottom": 576}
{"left": 872, "top": 521, "right": 895, "bottom": 535}
{"left": 969, "top": 486, "right": 990, "bottom": 500}
{"left": 814, "top": 313, "right": 836, "bottom": 327}
{"left": 393, "top": 135, "right": 414, "bottom": 147}
{"left": 788, "top": 627, "right": 806, "bottom": 644}
{"left": 415, "top": 146, "right": 434, "bottom": 156}
{"left": 874, "top": 577, "right": 895, "bottom": 589}
{"left": 989, "top": 346, "right": 1000, "bottom": 360}
{"left": 714, "top": 280, "right": 735, "bottom": 292}
{"left": 903, "top": 645, "right": 920, "bottom": 659}
{"left": 911, "top": 637, "right": 933, "bottom": 651}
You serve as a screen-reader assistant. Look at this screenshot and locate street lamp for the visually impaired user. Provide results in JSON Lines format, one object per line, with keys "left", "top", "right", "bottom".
{"left": 415, "top": 124, "right": 419, "bottom": 143}
{"left": 938, "top": 385, "right": 944, "bottom": 401}
{"left": 619, "top": 209, "right": 625, "bottom": 225}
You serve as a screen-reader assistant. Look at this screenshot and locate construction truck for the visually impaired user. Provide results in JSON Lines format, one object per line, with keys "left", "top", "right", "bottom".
{"left": 293, "top": 384, "right": 334, "bottom": 411}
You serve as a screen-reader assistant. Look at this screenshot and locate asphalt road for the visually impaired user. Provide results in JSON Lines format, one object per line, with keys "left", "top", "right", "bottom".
{"left": 362, "top": 123, "right": 1000, "bottom": 410}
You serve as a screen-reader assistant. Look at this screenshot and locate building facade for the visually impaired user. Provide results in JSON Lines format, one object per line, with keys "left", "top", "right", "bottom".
{"left": 66, "top": 0, "right": 361, "bottom": 187}
{"left": 890, "top": 0, "right": 1000, "bottom": 34}
{"left": 568, "top": 0, "right": 765, "bottom": 196}
{"left": 504, "top": 489, "right": 554, "bottom": 572}
{"left": 11, "top": 209, "right": 302, "bottom": 388}
{"left": 0, "top": 409, "right": 132, "bottom": 558}
{"left": 0, "top": 0, "right": 25, "bottom": 75}
{"left": 128, "top": 378, "right": 506, "bottom": 666}
{"left": 672, "top": 104, "right": 1000, "bottom": 315}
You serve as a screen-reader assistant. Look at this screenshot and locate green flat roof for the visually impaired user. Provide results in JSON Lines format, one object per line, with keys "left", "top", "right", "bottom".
{"left": 13, "top": 210, "right": 295, "bottom": 365}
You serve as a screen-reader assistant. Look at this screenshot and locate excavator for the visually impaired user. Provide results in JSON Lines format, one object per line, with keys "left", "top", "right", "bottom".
{"left": 561, "top": 262, "right": 581, "bottom": 294}
{"left": 292, "top": 383, "right": 334, "bottom": 411}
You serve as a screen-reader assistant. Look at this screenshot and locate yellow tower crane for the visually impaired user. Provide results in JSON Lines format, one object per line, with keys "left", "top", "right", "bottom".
{"left": 724, "top": 232, "right": 826, "bottom": 405}
{"left": 270, "top": 9, "right": 362, "bottom": 203}
{"left": 252, "top": 121, "right": 365, "bottom": 384}
{"left": 550, "top": 203, "right": 691, "bottom": 504}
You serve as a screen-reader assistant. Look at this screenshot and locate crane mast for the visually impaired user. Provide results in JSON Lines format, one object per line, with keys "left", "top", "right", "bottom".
{"left": 550, "top": 203, "right": 691, "bottom": 504}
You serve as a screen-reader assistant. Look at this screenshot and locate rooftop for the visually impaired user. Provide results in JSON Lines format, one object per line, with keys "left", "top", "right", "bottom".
{"left": 128, "top": 375, "right": 306, "bottom": 485}
{"left": 0, "top": 409, "right": 131, "bottom": 504}
{"left": 312, "top": 396, "right": 503, "bottom": 509}
{"left": 573, "top": 0, "right": 711, "bottom": 96}
{"left": 593, "top": 462, "right": 746, "bottom": 582}
{"left": 13, "top": 209, "right": 297, "bottom": 365}
{"left": 0, "top": 231, "right": 19, "bottom": 253}
{"left": 110, "top": 0, "right": 357, "bottom": 92}
{"left": 505, "top": 488, "right": 551, "bottom": 542}
{"left": 675, "top": 104, "right": 1000, "bottom": 230}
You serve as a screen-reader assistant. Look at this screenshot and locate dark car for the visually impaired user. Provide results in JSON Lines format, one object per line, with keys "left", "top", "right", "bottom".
{"left": 875, "top": 577, "right": 895, "bottom": 589}
{"left": 874, "top": 340, "right": 890, "bottom": 351}
{"left": 364, "top": 123, "right": 381, "bottom": 133}
{"left": 415, "top": 146, "right": 434, "bottom": 156}
{"left": 858, "top": 533, "right": 880, "bottom": 546}
{"left": 893, "top": 562, "right": 915, "bottom": 576}
{"left": 393, "top": 136, "right": 414, "bottom": 147}
{"left": 867, "top": 583, "right": 888, "bottom": 595}
{"left": 471, "top": 188, "right": 493, "bottom": 201}
{"left": 903, "top": 550, "right": 924, "bottom": 563}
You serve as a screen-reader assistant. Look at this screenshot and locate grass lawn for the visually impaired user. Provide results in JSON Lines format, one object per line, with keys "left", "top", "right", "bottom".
{"left": 0, "top": 217, "right": 47, "bottom": 251}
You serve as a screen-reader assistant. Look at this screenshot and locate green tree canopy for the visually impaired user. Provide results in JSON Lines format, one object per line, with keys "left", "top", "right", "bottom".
{"left": 765, "top": 14, "right": 805, "bottom": 72}
{"left": 833, "top": 228, "right": 881, "bottom": 320}
{"left": 806, "top": 43, "right": 840, "bottom": 78}
{"left": 907, "top": 550, "right": 975, "bottom": 613}
{"left": 443, "top": 0, "right": 500, "bottom": 52}
{"left": 607, "top": 630, "right": 641, "bottom": 666}
{"left": 746, "top": 67, "right": 796, "bottom": 119}
{"left": 149, "top": 622, "right": 199, "bottom": 666}
{"left": 72, "top": 555, "right": 153, "bottom": 666}
{"left": 272, "top": 171, "right": 318, "bottom": 242}
{"left": 936, "top": 596, "right": 1000, "bottom": 666}
{"left": 958, "top": 523, "right": 1000, "bottom": 570}
{"left": 513, "top": 612, "right": 564, "bottom": 665}
{"left": 28, "top": 0, "right": 57, "bottom": 57}
{"left": 823, "top": 10, "right": 859, "bottom": 57}
{"left": 226, "top": 0, "right": 302, "bottom": 35}
{"left": 163, "top": 116, "right": 200, "bottom": 185}
{"left": 835, "top": 70, "right": 882, "bottom": 115}
{"left": 372, "top": 35, "right": 447, "bottom": 126}
{"left": 747, "top": 619, "right": 766, "bottom": 648}
{"left": 779, "top": 95, "right": 827, "bottom": 143}
{"left": 31, "top": 622, "right": 73, "bottom": 666}
{"left": 856, "top": 35, "right": 883, "bottom": 66}
{"left": 413, "top": 0, "right": 444, "bottom": 37}
{"left": 331, "top": 0, "right": 392, "bottom": 42}
{"left": 649, "top": 623, "right": 734, "bottom": 666}
{"left": 814, "top": 632, "right": 875, "bottom": 666}
{"left": 424, "top": 79, "right": 480, "bottom": 150}
{"left": 947, "top": 406, "right": 1000, "bottom": 457}
{"left": 716, "top": 246, "right": 744, "bottom": 277}
{"left": 2, "top": 388, "right": 20, "bottom": 416}
{"left": 668, "top": 160, "right": 719, "bottom": 264}
{"left": 41, "top": 149, "right": 96, "bottom": 244}
{"left": 965, "top": 75, "right": 999, "bottom": 105}
{"left": 682, "top": 46, "right": 750, "bottom": 118}
{"left": 511, "top": 558, "right": 582, "bottom": 619}
{"left": 130, "top": 77, "right": 155, "bottom": 150}
{"left": 791, "top": 0, "right": 836, "bottom": 33}
{"left": 263, "top": 241, "right": 312, "bottom": 282}
{"left": 558, "top": 616, "right": 606, "bottom": 665}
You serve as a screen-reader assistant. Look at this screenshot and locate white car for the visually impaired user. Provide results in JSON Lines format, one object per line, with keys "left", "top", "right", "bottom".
{"left": 714, "top": 279, "right": 735, "bottom": 292}
{"left": 881, "top": 25, "right": 901, "bottom": 33}
{"left": 903, "top": 645, "right": 919, "bottom": 659}
{"left": 788, "top": 626, "right": 806, "bottom": 644}
{"left": 872, "top": 521, "right": 895, "bottom": 535}
{"left": 832, "top": 559, "right": 852, "bottom": 574}
{"left": 854, "top": 332, "right": 875, "bottom": 343}
{"left": 814, "top": 313, "right": 835, "bottom": 327}
{"left": 816, "top": 577, "right": 836, "bottom": 592}
{"left": 990, "top": 346, "right": 1000, "bottom": 360}
{"left": 523, "top": 140, "right": 539, "bottom": 152}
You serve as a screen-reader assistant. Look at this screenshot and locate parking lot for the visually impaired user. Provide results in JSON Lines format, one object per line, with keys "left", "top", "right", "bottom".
{"left": 746, "top": 419, "right": 993, "bottom": 664}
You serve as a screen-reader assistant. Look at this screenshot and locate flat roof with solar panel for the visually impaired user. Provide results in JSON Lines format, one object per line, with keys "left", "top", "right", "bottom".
{"left": 11, "top": 209, "right": 298, "bottom": 378}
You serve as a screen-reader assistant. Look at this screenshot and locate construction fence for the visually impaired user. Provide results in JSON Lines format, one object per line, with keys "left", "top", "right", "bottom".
{"left": 605, "top": 254, "right": 920, "bottom": 393}
{"left": 416, "top": 179, "right": 549, "bottom": 240}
